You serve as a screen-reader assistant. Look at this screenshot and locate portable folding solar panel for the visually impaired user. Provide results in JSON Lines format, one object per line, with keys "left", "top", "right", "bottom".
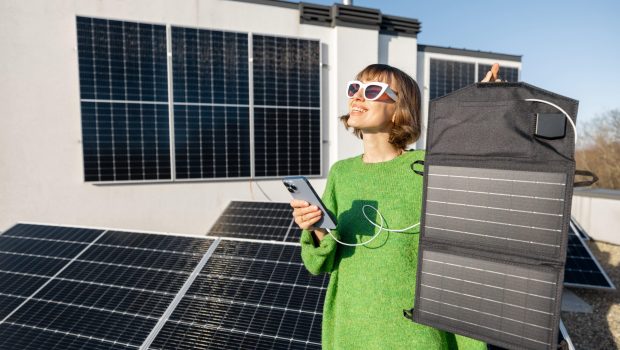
{"left": 408, "top": 82, "right": 578, "bottom": 350}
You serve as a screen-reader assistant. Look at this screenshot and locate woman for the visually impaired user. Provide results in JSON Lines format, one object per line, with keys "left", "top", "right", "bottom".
{"left": 290, "top": 63, "right": 501, "bottom": 349}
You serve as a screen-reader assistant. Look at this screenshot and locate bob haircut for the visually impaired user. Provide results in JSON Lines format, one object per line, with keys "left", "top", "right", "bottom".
{"left": 340, "top": 64, "right": 422, "bottom": 150}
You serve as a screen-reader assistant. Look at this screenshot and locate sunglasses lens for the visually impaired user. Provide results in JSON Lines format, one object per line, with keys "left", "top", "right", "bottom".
{"left": 347, "top": 83, "right": 360, "bottom": 97}
{"left": 364, "top": 84, "right": 383, "bottom": 100}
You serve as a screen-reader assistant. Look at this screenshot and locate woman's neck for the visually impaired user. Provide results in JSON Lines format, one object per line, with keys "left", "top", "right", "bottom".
{"left": 361, "top": 133, "right": 403, "bottom": 163}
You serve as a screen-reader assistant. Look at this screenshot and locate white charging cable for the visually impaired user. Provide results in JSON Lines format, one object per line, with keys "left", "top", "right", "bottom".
{"left": 524, "top": 98, "right": 577, "bottom": 145}
{"left": 324, "top": 204, "right": 419, "bottom": 247}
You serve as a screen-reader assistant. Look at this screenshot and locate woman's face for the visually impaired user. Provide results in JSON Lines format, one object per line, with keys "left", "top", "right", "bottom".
{"left": 346, "top": 77, "right": 398, "bottom": 133}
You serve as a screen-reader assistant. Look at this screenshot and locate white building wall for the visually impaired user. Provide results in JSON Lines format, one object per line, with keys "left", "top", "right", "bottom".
{"left": 0, "top": 0, "right": 418, "bottom": 235}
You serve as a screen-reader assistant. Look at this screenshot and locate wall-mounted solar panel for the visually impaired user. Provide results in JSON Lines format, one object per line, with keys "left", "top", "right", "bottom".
{"left": 77, "top": 17, "right": 171, "bottom": 182}
{"left": 171, "top": 27, "right": 251, "bottom": 179}
{"left": 429, "top": 58, "right": 475, "bottom": 100}
{"left": 411, "top": 82, "right": 580, "bottom": 350}
{"left": 208, "top": 201, "right": 301, "bottom": 242}
{"left": 253, "top": 35, "right": 321, "bottom": 177}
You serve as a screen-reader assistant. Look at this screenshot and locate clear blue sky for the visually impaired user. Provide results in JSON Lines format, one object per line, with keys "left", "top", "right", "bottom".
{"left": 310, "top": 0, "right": 620, "bottom": 127}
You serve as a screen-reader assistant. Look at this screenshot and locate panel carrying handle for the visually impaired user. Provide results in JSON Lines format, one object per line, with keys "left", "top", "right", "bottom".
{"left": 410, "top": 160, "right": 424, "bottom": 176}
{"left": 574, "top": 169, "right": 598, "bottom": 187}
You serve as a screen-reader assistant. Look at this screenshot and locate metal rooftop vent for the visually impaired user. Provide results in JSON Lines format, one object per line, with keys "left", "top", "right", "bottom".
{"left": 299, "top": 2, "right": 331, "bottom": 27}
{"left": 331, "top": 3, "right": 381, "bottom": 29}
{"left": 380, "top": 14, "right": 421, "bottom": 37}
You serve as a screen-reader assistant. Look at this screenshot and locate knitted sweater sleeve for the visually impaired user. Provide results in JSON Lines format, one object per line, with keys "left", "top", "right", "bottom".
{"left": 299, "top": 164, "right": 339, "bottom": 276}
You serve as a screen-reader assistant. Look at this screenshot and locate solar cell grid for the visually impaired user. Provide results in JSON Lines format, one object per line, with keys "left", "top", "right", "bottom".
{"left": 76, "top": 17, "right": 171, "bottom": 182}
{"left": 209, "top": 201, "right": 299, "bottom": 242}
{"left": 2, "top": 223, "right": 104, "bottom": 242}
{"left": 252, "top": 35, "right": 321, "bottom": 177}
{"left": 416, "top": 248, "right": 560, "bottom": 350}
{"left": 151, "top": 239, "right": 327, "bottom": 349}
{"left": 78, "top": 245, "right": 203, "bottom": 272}
{"left": 0, "top": 295, "right": 26, "bottom": 320}
{"left": 34, "top": 280, "right": 175, "bottom": 318}
{"left": 96, "top": 230, "right": 213, "bottom": 254}
{"left": 5, "top": 300, "right": 157, "bottom": 346}
{"left": 0, "top": 323, "right": 135, "bottom": 350}
{"left": 429, "top": 58, "right": 475, "bottom": 100}
{"left": 564, "top": 226, "right": 615, "bottom": 289}
{"left": 58, "top": 260, "right": 189, "bottom": 294}
{"left": 0, "top": 272, "right": 49, "bottom": 297}
{"left": 424, "top": 166, "right": 567, "bottom": 259}
{"left": 171, "top": 27, "right": 251, "bottom": 179}
{"left": 0, "top": 236, "right": 88, "bottom": 259}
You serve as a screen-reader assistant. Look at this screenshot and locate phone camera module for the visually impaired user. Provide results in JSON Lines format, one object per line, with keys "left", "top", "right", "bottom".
{"left": 284, "top": 182, "right": 297, "bottom": 193}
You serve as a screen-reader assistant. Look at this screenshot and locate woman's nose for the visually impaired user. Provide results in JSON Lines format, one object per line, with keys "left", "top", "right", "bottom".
{"left": 352, "top": 87, "right": 365, "bottom": 100}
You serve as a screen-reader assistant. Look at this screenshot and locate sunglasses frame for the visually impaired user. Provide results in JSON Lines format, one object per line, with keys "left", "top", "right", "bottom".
{"left": 346, "top": 80, "right": 399, "bottom": 102}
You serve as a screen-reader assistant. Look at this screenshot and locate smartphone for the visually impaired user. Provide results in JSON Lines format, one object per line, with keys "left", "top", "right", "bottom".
{"left": 282, "top": 176, "right": 337, "bottom": 229}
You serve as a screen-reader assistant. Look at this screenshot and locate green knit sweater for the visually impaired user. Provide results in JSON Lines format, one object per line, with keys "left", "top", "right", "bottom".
{"left": 300, "top": 150, "right": 487, "bottom": 350}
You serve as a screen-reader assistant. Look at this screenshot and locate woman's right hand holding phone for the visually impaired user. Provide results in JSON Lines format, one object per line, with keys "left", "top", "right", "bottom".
{"left": 290, "top": 199, "right": 327, "bottom": 241}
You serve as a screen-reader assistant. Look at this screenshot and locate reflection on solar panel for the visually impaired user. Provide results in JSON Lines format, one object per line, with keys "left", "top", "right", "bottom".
{"left": 478, "top": 63, "right": 519, "bottom": 82}
{"left": 77, "top": 17, "right": 171, "bottom": 182}
{"left": 564, "top": 224, "right": 615, "bottom": 290}
{"left": 149, "top": 239, "right": 326, "bottom": 349}
{"left": 171, "top": 27, "right": 251, "bottom": 179}
{"left": 0, "top": 223, "right": 327, "bottom": 349}
{"left": 208, "top": 201, "right": 301, "bottom": 242}
{"left": 253, "top": 35, "right": 321, "bottom": 177}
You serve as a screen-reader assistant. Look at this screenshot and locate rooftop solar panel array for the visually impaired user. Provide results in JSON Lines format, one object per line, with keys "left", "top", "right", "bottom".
{"left": 564, "top": 224, "right": 615, "bottom": 290}
{"left": 0, "top": 221, "right": 327, "bottom": 349}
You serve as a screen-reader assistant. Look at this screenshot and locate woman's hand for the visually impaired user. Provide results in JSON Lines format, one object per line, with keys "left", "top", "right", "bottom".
{"left": 290, "top": 199, "right": 327, "bottom": 241}
{"left": 481, "top": 63, "right": 502, "bottom": 82}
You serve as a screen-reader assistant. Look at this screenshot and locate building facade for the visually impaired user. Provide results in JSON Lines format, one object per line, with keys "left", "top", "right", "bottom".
{"left": 0, "top": 0, "right": 520, "bottom": 234}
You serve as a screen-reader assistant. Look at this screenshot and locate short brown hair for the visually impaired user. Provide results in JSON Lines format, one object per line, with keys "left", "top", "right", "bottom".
{"left": 340, "top": 64, "right": 421, "bottom": 149}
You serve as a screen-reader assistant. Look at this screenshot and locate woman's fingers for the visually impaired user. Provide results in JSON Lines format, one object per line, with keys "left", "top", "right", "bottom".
{"left": 481, "top": 70, "right": 493, "bottom": 83}
{"left": 481, "top": 63, "right": 501, "bottom": 83}
{"left": 292, "top": 205, "right": 319, "bottom": 218}
{"left": 297, "top": 212, "right": 322, "bottom": 230}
